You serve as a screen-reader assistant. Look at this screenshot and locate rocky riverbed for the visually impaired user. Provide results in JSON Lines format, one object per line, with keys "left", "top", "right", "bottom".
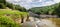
{"left": 21, "top": 17, "right": 56, "bottom": 27}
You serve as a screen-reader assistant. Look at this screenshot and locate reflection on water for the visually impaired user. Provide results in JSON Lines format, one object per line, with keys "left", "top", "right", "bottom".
{"left": 22, "top": 17, "right": 56, "bottom": 27}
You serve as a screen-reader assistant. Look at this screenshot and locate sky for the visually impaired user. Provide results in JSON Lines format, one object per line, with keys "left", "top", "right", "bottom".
{"left": 6, "top": 0, "right": 60, "bottom": 9}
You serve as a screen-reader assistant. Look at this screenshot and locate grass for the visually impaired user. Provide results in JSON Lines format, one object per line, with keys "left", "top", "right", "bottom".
{"left": 0, "top": 9, "right": 28, "bottom": 27}
{"left": 0, "top": 9, "right": 28, "bottom": 18}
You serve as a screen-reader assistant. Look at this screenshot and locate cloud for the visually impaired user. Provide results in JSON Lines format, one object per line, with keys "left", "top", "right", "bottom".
{"left": 54, "top": 0, "right": 60, "bottom": 3}
{"left": 6, "top": 0, "right": 60, "bottom": 9}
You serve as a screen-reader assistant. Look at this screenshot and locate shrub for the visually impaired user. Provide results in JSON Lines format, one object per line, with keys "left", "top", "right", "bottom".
{"left": 0, "top": 9, "right": 29, "bottom": 27}
{"left": 0, "top": 3, "right": 6, "bottom": 9}
{"left": 6, "top": 2, "right": 14, "bottom": 9}
{"left": 0, "top": 16, "right": 22, "bottom": 27}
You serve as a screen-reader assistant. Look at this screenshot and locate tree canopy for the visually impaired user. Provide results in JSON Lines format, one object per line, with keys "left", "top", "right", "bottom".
{"left": 0, "top": 0, "right": 27, "bottom": 12}
{"left": 29, "top": 2, "right": 60, "bottom": 16}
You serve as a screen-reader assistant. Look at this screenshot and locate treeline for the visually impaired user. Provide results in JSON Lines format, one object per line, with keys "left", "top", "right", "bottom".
{"left": 29, "top": 2, "right": 60, "bottom": 17}
{"left": 0, "top": 0, "right": 27, "bottom": 12}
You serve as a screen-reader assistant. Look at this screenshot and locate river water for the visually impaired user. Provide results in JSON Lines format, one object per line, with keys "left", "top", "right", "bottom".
{"left": 22, "top": 17, "right": 56, "bottom": 27}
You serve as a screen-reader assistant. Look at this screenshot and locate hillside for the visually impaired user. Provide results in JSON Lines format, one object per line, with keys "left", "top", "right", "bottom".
{"left": 0, "top": 0, "right": 29, "bottom": 27}
{"left": 29, "top": 3, "right": 60, "bottom": 17}
{"left": 0, "top": 8, "right": 28, "bottom": 27}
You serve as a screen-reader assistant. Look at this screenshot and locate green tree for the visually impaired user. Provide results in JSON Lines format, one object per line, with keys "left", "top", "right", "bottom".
{"left": 29, "top": 3, "right": 60, "bottom": 15}
{"left": 54, "top": 3, "right": 60, "bottom": 17}
{"left": 0, "top": 3, "right": 6, "bottom": 9}
{"left": 6, "top": 2, "right": 14, "bottom": 9}
{"left": 15, "top": 5, "right": 27, "bottom": 12}
{"left": 0, "top": 0, "right": 6, "bottom": 5}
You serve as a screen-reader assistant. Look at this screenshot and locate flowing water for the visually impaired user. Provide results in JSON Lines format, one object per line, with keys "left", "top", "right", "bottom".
{"left": 22, "top": 17, "right": 56, "bottom": 27}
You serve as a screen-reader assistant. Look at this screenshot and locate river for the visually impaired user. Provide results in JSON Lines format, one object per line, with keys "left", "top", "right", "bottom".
{"left": 22, "top": 17, "right": 56, "bottom": 27}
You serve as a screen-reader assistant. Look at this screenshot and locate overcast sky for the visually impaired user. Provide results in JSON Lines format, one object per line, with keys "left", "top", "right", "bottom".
{"left": 6, "top": 0, "right": 60, "bottom": 9}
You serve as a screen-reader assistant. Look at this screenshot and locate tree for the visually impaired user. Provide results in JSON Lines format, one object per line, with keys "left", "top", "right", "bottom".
{"left": 29, "top": 3, "right": 60, "bottom": 15}
{"left": 15, "top": 5, "right": 27, "bottom": 12}
{"left": 0, "top": 3, "right": 6, "bottom": 9}
{"left": 54, "top": 3, "right": 60, "bottom": 17}
{"left": 6, "top": 2, "right": 14, "bottom": 9}
{"left": 0, "top": 0, "right": 6, "bottom": 5}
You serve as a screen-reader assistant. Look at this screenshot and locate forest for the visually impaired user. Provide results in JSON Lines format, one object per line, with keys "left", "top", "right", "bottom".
{"left": 29, "top": 2, "right": 60, "bottom": 17}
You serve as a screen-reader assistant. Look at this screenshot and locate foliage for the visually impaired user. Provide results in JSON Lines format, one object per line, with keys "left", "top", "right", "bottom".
{"left": 0, "top": 16, "right": 14, "bottom": 24}
{"left": 15, "top": 5, "right": 27, "bottom": 12}
{"left": 29, "top": 3, "right": 59, "bottom": 15}
{"left": 0, "top": 0, "right": 27, "bottom": 12}
{"left": 6, "top": 2, "right": 27, "bottom": 12}
{"left": 54, "top": 3, "right": 60, "bottom": 17}
{"left": 0, "top": 9, "right": 28, "bottom": 27}
{"left": 0, "top": 3, "right": 6, "bottom": 9}
{"left": 0, "top": 0, "right": 6, "bottom": 5}
{"left": 0, "top": 0, "right": 28, "bottom": 27}
{"left": 0, "top": 0, "right": 6, "bottom": 9}
{"left": 6, "top": 2, "right": 14, "bottom": 9}
{"left": 0, "top": 9, "right": 28, "bottom": 18}
{"left": 0, "top": 16, "right": 21, "bottom": 27}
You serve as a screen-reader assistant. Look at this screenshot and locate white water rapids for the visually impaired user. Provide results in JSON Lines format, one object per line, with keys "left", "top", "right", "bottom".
{"left": 22, "top": 17, "right": 56, "bottom": 27}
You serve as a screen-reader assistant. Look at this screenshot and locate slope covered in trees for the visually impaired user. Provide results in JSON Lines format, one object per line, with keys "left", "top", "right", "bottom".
{"left": 0, "top": 0, "right": 27, "bottom": 12}
{"left": 29, "top": 2, "right": 60, "bottom": 16}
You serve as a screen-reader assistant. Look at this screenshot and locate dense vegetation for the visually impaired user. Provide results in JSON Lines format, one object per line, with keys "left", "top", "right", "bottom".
{"left": 6, "top": 2, "right": 27, "bottom": 12}
{"left": 29, "top": 2, "right": 60, "bottom": 17}
{"left": 0, "top": 0, "right": 27, "bottom": 12}
{"left": 0, "top": 9, "right": 28, "bottom": 27}
{"left": 0, "top": 0, "right": 28, "bottom": 27}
